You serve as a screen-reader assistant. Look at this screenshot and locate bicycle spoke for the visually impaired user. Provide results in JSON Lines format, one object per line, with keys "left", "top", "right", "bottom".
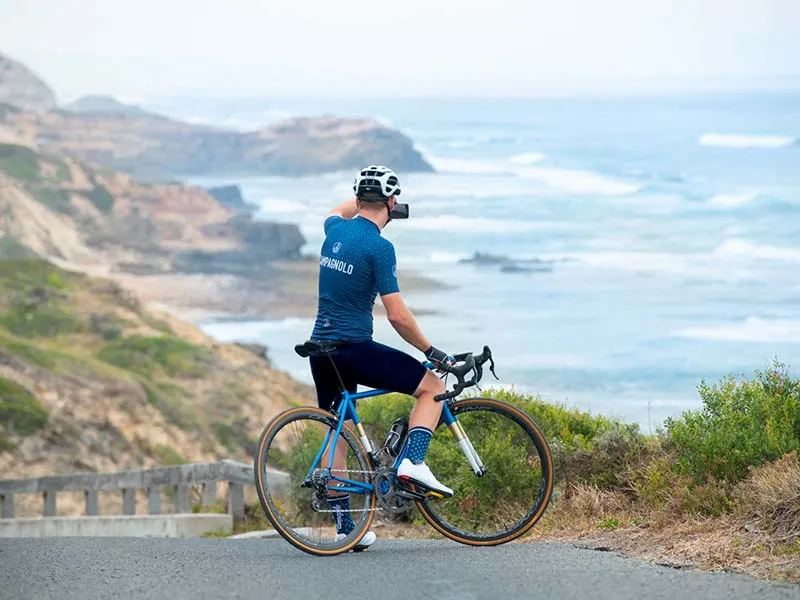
{"left": 255, "top": 408, "right": 376, "bottom": 555}
{"left": 418, "top": 398, "right": 553, "bottom": 545}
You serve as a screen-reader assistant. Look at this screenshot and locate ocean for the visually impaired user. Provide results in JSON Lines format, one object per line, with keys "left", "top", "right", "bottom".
{"left": 146, "top": 93, "right": 800, "bottom": 430}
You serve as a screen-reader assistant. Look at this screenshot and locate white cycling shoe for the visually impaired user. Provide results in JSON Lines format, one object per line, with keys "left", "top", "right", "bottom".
{"left": 336, "top": 530, "right": 377, "bottom": 552}
{"left": 396, "top": 458, "right": 454, "bottom": 498}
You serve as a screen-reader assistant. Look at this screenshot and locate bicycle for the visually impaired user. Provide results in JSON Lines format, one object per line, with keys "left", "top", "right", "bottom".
{"left": 253, "top": 340, "right": 554, "bottom": 556}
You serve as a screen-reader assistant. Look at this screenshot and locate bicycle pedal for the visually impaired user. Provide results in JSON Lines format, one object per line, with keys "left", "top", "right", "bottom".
{"left": 397, "top": 476, "right": 445, "bottom": 499}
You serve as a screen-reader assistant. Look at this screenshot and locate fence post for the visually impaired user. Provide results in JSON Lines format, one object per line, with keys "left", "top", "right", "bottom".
{"left": 85, "top": 490, "right": 99, "bottom": 516}
{"left": 228, "top": 482, "right": 244, "bottom": 521}
{"left": 0, "top": 493, "right": 13, "bottom": 519}
{"left": 202, "top": 482, "right": 217, "bottom": 507}
{"left": 122, "top": 488, "right": 136, "bottom": 515}
{"left": 147, "top": 488, "right": 161, "bottom": 515}
{"left": 174, "top": 484, "right": 190, "bottom": 514}
{"left": 43, "top": 491, "right": 57, "bottom": 516}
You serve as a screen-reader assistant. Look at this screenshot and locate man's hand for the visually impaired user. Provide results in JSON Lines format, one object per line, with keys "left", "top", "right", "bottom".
{"left": 425, "top": 345, "right": 455, "bottom": 370}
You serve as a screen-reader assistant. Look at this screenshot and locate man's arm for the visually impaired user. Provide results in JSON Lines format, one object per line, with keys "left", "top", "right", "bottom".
{"left": 380, "top": 292, "right": 431, "bottom": 353}
{"left": 328, "top": 198, "right": 359, "bottom": 220}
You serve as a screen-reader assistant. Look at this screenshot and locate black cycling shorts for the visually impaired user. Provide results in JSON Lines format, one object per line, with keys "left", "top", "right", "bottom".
{"left": 309, "top": 340, "right": 428, "bottom": 412}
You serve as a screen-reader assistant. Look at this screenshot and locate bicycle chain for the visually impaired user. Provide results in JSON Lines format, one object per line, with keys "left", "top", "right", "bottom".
{"left": 311, "top": 468, "right": 391, "bottom": 513}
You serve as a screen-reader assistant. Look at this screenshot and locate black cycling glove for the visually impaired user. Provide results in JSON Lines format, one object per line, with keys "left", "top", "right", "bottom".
{"left": 424, "top": 345, "right": 454, "bottom": 369}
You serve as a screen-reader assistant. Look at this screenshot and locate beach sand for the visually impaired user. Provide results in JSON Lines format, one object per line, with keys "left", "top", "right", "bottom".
{"left": 112, "top": 257, "right": 449, "bottom": 324}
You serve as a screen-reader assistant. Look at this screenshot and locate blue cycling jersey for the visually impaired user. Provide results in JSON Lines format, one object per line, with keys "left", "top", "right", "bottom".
{"left": 311, "top": 215, "right": 399, "bottom": 342}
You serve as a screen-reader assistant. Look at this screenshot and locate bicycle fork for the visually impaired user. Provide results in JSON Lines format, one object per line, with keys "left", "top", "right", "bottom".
{"left": 441, "top": 402, "right": 487, "bottom": 476}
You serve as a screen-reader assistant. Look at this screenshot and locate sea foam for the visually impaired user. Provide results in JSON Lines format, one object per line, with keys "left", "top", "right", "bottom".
{"left": 699, "top": 133, "right": 796, "bottom": 149}
{"left": 714, "top": 239, "right": 800, "bottom": 262}
{"left": 707, "top": 193, "right": 757, "bottom": 208}
{"left": 424, "top": 152, "right": 642, "bottom": 196}
{"left": 673, "top": 317, "right": 800, "bottom": 343}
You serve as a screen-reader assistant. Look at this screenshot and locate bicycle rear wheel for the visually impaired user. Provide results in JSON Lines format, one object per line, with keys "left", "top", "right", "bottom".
{"left": 254, "top": 407, "right": 376, "bottom": 556}
{"left": 416, "top": 397, "right": 554, "bottom": 545}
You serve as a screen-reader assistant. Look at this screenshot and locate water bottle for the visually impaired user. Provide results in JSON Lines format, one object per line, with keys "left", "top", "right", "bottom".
{"left": 382, "top": 416, "right": 408, "bottom": 458}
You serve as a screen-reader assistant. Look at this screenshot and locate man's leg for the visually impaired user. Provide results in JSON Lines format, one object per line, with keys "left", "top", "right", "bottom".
{"left": 340, "top": 341, "right": 453, "bottom": 497}
{"left": 399, "top": 370, "right": 447, "bottom": 463}
{"left": 309, "top": 354, "right": 360, "bottom": 538}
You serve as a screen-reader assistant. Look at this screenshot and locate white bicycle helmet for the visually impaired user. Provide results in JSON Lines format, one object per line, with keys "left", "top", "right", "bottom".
{"left": 353, "top": 165, "right": 402, "bottom": 200}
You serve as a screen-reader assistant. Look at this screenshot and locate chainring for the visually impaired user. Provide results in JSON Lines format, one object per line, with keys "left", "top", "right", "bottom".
{"left": 374, "top": 466, "right": 410, "bottom": 516}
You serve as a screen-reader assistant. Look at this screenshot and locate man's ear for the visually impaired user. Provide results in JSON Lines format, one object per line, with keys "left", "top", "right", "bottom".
{"left": 387, "top": 196, "right": 396, "bottom": 209}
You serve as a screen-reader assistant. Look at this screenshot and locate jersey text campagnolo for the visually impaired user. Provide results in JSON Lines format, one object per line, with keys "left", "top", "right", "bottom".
{"left": 320, "top": 254, "right": 354, "bottom": 275}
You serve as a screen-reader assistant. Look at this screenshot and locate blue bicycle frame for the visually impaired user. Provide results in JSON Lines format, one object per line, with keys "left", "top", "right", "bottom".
{"left": 302, "top": 362, "right": 483, "bottom": 496}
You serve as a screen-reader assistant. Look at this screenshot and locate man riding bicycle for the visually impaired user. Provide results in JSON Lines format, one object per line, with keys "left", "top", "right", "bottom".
{"left": 307, "top": 165, "right": 455, "bottom": 550}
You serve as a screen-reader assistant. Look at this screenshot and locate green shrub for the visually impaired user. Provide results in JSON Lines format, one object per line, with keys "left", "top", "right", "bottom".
{"left": 0, "top": 304, "right": 83, "bottom": 337}
{"left": 89, "top": 313, "right": 124, "bottom": 341}
{"left": 85, "top": 185, "right": 115, "bottom": 213}
{"left": 0, "top": 236, "right": 38, "bottom": 260}
{"left": 665, "top": 360, "right": 800, "bottom": 483}
{"left": 357, "top": 389, "right": 621, "bottom": 455}
{"left": 98, "top": 335, "right": 215, "bottom": 378}
{"left": 0, "top": 259, "right": 75, "bottom": 293}
{"left": 153, "top": 444, "right": 184, "bottom": 465}
{"left": 142, "top": 314, "right": 173, "bottom": 334}
{"left": 52, "top": 160, "right": 70, "bottom": 181}
{"left": 0, "top": 144, "right": 39, "bottom": 181}
{"left": 0, "top": 332, "right": 57, "bottom": 369}
{"left": 0, "top": 434, "right": 16, "bottom": 452}
{"left": 140, "top": 381, "right": 198, "bottom": 430}
{"left": 483, "top": 389, "right": 622, "bottom": 452}
{"left": 0, "top": 376, "right": 48, "bottom": 435}
{"left": 214, "top": 422, "right": 239, "bottom": 453}
{"left": 31, "top": 187, "right": 72, "bottom": 213}
{"left": 560, "top": 424, "right": 649, "bottom": 491}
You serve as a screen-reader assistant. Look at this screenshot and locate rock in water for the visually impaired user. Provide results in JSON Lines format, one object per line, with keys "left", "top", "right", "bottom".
{"left": 0, "top": 52, "right": 57, "bottom": 112}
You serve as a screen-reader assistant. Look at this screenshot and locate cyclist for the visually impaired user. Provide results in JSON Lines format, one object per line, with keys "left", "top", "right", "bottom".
{"left": 307, "top": 165, "right": 455, "bottom": 550}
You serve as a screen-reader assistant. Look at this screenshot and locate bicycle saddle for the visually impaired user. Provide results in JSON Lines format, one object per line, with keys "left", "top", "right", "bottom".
{"left": 294, "top": 340, "right": 340, "bottom": 358}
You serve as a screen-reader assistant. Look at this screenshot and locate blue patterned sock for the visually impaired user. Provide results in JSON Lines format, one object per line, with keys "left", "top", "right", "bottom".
{"left": 327, "top": 494, "right": 354, "bottom": 535}
{"left": 403, "top": 427, "right": 433, "bottom": 465}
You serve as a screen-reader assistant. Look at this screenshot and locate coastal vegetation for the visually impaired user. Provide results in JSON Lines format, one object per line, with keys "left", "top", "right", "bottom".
{"left": 266, "top": 363, "right": 800, "bottom": 582}
{"left": 0, "top": 259, "right": 309, "bottom": 490}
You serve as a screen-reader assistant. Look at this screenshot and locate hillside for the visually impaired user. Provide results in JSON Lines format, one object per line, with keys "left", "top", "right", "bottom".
{"left": 0, "top": 53, "right": 57, "bottom": 113}
{"left": 0, "top": 141, "right": 322, "bottom": 318}
{"left": 0, "top": 259, "right": 313, "bottom": 497}
{"left": 63, "top": 95, "right": 151, "bottom": 117}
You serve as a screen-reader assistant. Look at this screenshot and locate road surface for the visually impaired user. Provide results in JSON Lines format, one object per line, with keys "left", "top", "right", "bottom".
{"left": 1, "top": 538, "right": 797, "bottom": 599}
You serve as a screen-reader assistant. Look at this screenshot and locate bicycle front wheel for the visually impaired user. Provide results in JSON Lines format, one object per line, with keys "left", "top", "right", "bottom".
{"left": 254, "top": 407, "right": 376, "bottom": 556}
{"left": 416, "top": 397, "right": 554, "bottom": 545}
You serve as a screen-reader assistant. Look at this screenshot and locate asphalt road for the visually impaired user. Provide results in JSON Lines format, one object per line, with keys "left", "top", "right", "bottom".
{"left": 1, "top": 538, "right": 798, "bottom": 600}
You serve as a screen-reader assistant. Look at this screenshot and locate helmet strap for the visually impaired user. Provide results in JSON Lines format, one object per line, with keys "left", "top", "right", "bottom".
{"left": 384, "top": 200, "right": 393, "bottom": 224}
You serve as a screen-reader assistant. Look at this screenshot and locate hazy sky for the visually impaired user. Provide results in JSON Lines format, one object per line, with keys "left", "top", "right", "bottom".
{"left": 1, "top": 0, "right": 799, "bottom": 99}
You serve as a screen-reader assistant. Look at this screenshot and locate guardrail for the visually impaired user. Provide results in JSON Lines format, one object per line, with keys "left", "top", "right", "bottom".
{"left": 0, "top": 460, "right": 260, "bottom": 521}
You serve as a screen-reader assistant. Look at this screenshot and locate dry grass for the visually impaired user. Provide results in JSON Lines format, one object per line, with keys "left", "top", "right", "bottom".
{"left": 515, "top": 464, "right": 800, "bottom": 584}
{"left": 734, "top": 451, "right": 800, "bottom": 543}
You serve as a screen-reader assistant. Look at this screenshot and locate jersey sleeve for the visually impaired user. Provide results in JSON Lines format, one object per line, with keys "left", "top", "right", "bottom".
{"left": 324, "top": 215, "right": 344, "bottom": 234}
{"left": 374, "top": 240, "right": 400, "bottom": 296}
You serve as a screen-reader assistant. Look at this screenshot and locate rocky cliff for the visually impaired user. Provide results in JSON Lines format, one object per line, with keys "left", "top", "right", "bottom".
{"left": 0, "top": 53, "right": 57, "bottom": 113}
{"left": 0, "top": 259, "right": 313, "bottom": 513}
{"left": 0, "top": 108, "right": 433, "bottom": 179}
{"left": 0, "top": 142, "right": 304, "bottom": 273}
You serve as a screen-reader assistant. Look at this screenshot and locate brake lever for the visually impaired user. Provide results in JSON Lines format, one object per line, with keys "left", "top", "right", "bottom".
{"left": 488, "top": 355, "right": 499, "bottom": 380}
